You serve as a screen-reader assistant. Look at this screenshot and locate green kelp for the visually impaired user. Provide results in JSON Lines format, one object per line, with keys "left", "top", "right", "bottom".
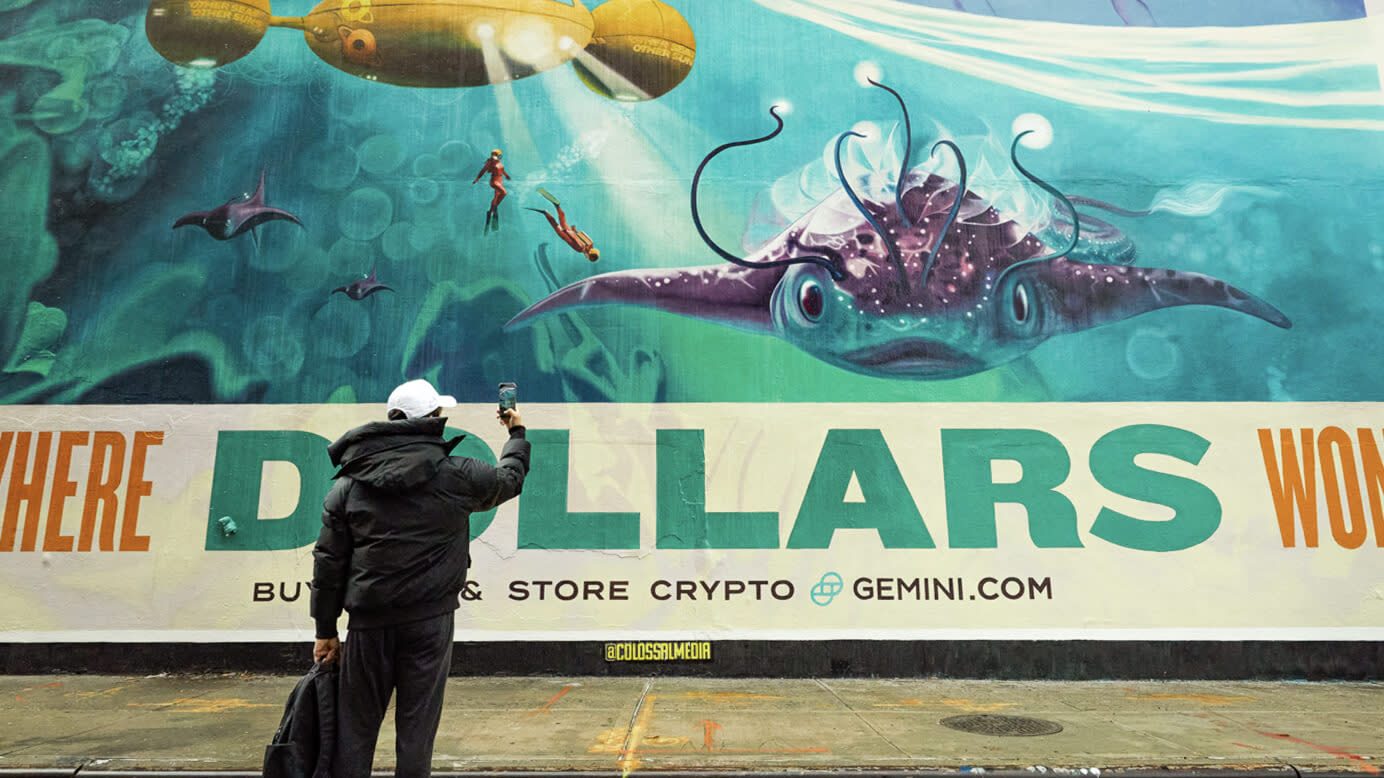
{"left": 529, "top": 243, "right": 665, "bottom": 402}
{"left": 0, "top": 120, "right": 58, "bottom": 376}
{"left": 2, "top": 265, "right": 259, "bottom": 403}
{"left": 0, "top": 19, "right": 130, "bottom": 136}
{"left": 3, "top": 302, "right": 67, "bottom": 377}
{"left": 403, "top": 279, "right": 552, "bottom": 402}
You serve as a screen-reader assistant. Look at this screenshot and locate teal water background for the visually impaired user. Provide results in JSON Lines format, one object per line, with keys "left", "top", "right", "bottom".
{"left": 2, "top": 0, "right": 1383, "bottom": 405}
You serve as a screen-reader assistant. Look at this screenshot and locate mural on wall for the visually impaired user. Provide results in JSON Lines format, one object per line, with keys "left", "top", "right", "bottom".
{"left": 2, "top": 0, "right": 1383, "bottom": 644}
{"left": 507, "top": 86, "right": 1292, "bottom": 380}
{"left": 0, "top": 0, "right": 1379, "bottom": 407}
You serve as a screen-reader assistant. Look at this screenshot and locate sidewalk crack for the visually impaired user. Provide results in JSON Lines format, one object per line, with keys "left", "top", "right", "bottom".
{"left": 816, "top": 678, "right": 908, "bottom": 757}
{"left": 616, "top": 677, "right": 655, "bottom": 773}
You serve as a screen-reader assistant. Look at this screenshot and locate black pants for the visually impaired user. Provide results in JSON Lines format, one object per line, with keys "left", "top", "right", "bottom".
{"left": 335, "top": 611, "right": 455, "bottom": 778}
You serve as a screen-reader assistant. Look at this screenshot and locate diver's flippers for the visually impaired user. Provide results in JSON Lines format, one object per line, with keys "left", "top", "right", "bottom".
{"left": 537, "top": 187, "right": 560, "bottom": 206}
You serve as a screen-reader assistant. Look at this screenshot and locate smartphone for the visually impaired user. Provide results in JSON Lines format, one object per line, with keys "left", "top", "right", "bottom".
{"left": 498, "top": 382, "right": 517, "bottom": 412}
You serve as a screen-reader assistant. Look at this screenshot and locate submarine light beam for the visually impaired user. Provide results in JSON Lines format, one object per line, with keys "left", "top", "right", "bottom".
{"left": 565, "top": 48, "right": 651, "bottom": 102}
{"left": 478, "top": 32, "right": 540, "bottom": 164}
{"left": 501, "top": 17, "right": 561, "bottom": 68}
{"left": 537, "top": 69, "right": 703, "bottom": 261}
{"left": 476, "top": 24, "right": 512, "bottom": 83}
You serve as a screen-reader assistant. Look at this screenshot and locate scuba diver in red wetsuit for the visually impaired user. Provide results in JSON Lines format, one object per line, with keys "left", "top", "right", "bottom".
{"left": 473, "top": 149, "right": 510, "bottom": 233}
{"left": 526, "top": 188, "right": 599, "bottom": 262}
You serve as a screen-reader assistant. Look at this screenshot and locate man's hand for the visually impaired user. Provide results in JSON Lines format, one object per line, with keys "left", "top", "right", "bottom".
{"left": 498, "top": 408, "right": 523, "bottom": 430}
{"left": 314, "top": 637, "right": 340, "bottom": 664}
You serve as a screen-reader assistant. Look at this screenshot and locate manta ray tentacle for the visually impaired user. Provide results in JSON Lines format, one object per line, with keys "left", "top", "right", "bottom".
{"left": 691, "top": 106, "right": 845, "bottom": 280}
{"left": 867, "top": 77, "right": 914, "bottom": 228}
{"left": 992, "top": 131, "right": 1082, "bottom": 289}
{"left": 1067, "top": 195, "right": 1149, "bottom": 218}
{"left": 836, "top": 130, "right": 910, "bottom": 293}
{"left": 920, "top": 140, "right": 968, "bottom": 287}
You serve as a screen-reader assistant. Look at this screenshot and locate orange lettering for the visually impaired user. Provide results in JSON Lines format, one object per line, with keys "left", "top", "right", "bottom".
{"left": 43, "top": 431, "right": 88, "bottom": 553}
{"left": 1258, "top": 428, "right": 1318, "bottom": 548}
{"left": 2, "top": 432, "right": 52, "bottom": 552}
{"left": 1318, "top": 427, "right": 1366, "bottom": 549}
{"left": 119, "top": 431, "right": 161, "bottom": 552}
{"left": 80, "top": 432, "right": 125, "bottom": 552}
{"left": 1356, "top": 429, "right": 1384, "bottom": 547}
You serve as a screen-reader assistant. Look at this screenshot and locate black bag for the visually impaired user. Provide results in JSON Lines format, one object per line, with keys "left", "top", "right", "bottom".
{"left": 263, "top": 660, "right": 338, "bottom": 778}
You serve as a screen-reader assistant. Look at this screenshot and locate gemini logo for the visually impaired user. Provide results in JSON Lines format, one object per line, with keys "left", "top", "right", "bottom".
{"left": 811, "top": 572, "right": 844, "bottom": 605}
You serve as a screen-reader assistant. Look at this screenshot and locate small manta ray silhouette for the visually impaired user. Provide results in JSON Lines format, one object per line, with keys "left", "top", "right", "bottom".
{"left": 173, "top": 168, "right": 303, "bottom": 244}
{"left": 333, "top": 266, "right": 393, "bottom": 300}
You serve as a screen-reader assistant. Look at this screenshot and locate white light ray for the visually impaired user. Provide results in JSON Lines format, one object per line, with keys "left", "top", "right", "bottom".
{"left": 754, "top": 0, "right": 1384, "bottom": 130}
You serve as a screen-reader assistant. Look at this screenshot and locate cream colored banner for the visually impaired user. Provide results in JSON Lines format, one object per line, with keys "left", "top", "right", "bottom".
{"left": 0, "top": 403, "right": 1381, "bottom": 642}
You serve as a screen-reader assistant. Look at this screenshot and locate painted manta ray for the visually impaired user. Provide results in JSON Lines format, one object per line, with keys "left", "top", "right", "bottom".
{"left": 173, "top": 169, "right": 303, "bottom": 242}
{"left": 506, "top": 83, "right": 1290, "bottom": 380}
{"left": 333, "top": 266, "right": 393, "bottom": 300}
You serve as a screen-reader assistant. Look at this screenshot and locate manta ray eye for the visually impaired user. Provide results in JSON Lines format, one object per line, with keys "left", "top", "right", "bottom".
{"left": 798, "top": 279, "right": 825, "bottom": 322}
{"left": 1011, "top": 283, "right": 1030, "bottom": 324}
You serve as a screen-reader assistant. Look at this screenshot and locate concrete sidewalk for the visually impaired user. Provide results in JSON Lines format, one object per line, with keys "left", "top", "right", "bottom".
{"left": 0, "top": 674, "right": 1380, "bottom": 775}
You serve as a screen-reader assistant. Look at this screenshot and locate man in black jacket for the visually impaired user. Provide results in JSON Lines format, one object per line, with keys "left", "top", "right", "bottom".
{"left": 310, "top": 378, "right": 530, "bottom": 778}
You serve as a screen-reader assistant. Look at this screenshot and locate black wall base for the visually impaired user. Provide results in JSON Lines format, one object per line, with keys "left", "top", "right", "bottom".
{"left": 3, "top": 640, "right": 1381, "bottom": 679}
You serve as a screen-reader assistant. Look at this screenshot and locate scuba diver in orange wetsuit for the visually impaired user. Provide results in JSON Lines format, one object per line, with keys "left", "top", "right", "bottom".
{"left": 526, "top": 188, "right": 599, "bottom": 262}
{"left": 473, "top": 149, "right": 510, "bottom": 233}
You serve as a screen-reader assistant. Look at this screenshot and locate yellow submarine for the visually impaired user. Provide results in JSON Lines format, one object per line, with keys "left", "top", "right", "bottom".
{"left": 145, "top": 0, "right": 695, "bottom": 100}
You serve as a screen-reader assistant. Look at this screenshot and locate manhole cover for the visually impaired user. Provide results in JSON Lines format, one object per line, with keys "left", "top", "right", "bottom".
{"left": 940, "top": 714, "right": 1064, "bottom": 737}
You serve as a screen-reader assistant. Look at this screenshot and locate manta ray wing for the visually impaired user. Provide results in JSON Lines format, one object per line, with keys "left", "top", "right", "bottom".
{"left": 172, "top": 211, "right": 212, "bottom": 230}
{"left": 229, "top": 206, "right": 304, "bottom": 239}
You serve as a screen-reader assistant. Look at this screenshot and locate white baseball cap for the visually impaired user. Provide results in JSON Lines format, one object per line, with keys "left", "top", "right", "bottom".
{"left": 387, "top": 379, "right": 457, "bottom": 419}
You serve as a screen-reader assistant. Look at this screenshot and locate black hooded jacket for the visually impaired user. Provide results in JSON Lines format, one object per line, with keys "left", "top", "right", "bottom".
{"left": 310, "top": 416, "right": 529, "bottom": 637}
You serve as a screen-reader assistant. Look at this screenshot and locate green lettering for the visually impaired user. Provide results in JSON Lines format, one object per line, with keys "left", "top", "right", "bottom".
{"left": 518, "top": 429, "right": 639, "bottom": 549}
{"left": 942, "top": 429, "right": 1081, "bottom": 548}
{"left": 656, "top": 429, "right": 778, "bottom": 548}
{"left": 206, "top": 430, "right": 334, "bottom": 551}
{"left": 1088, "top": 424, "right": 1220, "bottom": 551}
{"left": 786, "top": 429, "right": 933, "bottom": 549}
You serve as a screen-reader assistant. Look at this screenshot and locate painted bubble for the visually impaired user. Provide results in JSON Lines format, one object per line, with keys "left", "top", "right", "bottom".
{"left": 412, "top": 152, "right": 442, "bottom": 178}
{"left": 90, "top": 116, "right": 155, "bottom": 202}
{"left": 311, "top": 296, "right": 372, "bottom": 359}
{"left": 409, "top": 219, "right": 439, "bottom": 252}
{"left": 300, "top": 140, "right": 359, "bottom": 192}
{"left": 421, "top": 242, "right": 459, "bottom": 284}
{"left": 250, "top": 221, "right": 310, "bottom": 273}
{"left": 243, "top": 315, "right": 306, "bottom": 378}
{"left": 53, "top": 127, "right": 98, "bottom": 173}
{"left": 359, "top": 133, "right": 405, "bottom": 176}
{"left": 328, "top": 237, "right": 378, "bottom": 276}
{"left": 409, "top": 177, "right": 440, "bottom": 204}
{"left": 437, "top": 140, "right": 473, "bottom": 175}
{"left": 32, "top": 70, "right": 91, "bottom": 136}
{"left": 44, "top": 33, "right": 83, "bottom": 61}
{"left": 284, "top": 238, "right": 331, "bottom": 291}
{"left": 1125, "top": 327, "right": 1181, "bottom": 380}
{"left": 337, "top": 187, "right": 393, "bottom": 241}
{"left": 328, "top": 79, "right": 375, "bottom": 127}
{"left": 382, "top": 222, "right": 415, "bottom": 262}
{"left": 86, "top": 76, "right": 126, "bottom": 120}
